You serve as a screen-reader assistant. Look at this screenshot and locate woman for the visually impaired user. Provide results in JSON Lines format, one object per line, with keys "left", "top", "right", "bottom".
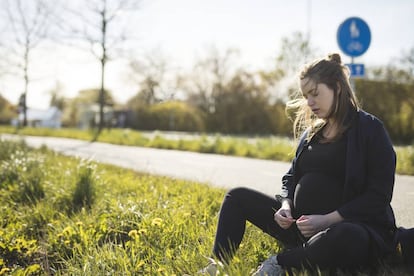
{"left": 201, "top": 53, "right": 397, "bottom": 275}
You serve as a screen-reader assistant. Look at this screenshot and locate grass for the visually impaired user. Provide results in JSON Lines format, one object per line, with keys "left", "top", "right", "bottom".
{"left": 0, "top": 139, "right": 412, "bottom": 275}
{"left": 1, "top": 126, "right": 413, "bottom": 175}
{"left": 0, "top": 139, "right": 282, "bottom": 275}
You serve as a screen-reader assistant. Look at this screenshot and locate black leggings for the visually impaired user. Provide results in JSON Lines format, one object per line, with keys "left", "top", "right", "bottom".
{"left": 213, "top": 187, "right": 376, "bottom": 270}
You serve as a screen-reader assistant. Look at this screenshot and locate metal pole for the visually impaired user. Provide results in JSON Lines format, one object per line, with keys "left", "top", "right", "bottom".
{"left": 307, "top": 0, "right": 312, "bottom": 44}
{"left": 350, "top": 57, "right": 356, "bottom": 92}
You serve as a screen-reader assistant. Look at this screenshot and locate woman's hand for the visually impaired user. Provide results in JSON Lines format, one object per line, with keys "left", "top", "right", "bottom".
{"left": 296, "top": 211, "right": 344, "bottom": 237}
{"left": 274, "top": 200, "right": 295, "bottom": 229}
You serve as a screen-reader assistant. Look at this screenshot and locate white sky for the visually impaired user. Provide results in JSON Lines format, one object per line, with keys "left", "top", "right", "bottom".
{"left": 1, "top": 0, "right": 413, "bottom": 109}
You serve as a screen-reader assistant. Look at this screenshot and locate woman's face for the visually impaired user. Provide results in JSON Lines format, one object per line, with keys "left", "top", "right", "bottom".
{"left": 300, "top": 78, "right": 335, "bottom": 120}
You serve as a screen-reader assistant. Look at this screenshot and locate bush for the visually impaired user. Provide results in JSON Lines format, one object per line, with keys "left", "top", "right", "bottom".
{"left": 131, "top": 101, "right": 205, "bottom": 132}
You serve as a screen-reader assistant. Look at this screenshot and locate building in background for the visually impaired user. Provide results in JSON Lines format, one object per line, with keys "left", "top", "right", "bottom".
{"left": 12, "top": 106, "right": 62, "bottom": 128}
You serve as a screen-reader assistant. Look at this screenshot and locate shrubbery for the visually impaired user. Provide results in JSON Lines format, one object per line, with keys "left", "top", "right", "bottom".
{"left": 129, "top": 101, "right": 206, "bottom": 132}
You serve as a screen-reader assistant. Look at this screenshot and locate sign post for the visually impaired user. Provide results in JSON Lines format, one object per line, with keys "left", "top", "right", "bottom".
{"left": 337, "top": 17, "right": 371, "bottom": 82}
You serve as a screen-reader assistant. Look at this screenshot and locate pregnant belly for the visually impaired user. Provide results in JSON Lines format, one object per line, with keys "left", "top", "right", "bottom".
{"left": 293, "top": 172, "right": 342, "bottom": 217}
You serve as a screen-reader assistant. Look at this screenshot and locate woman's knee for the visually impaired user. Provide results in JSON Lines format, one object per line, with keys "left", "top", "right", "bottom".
{"left": 226, "top": 187, "right": 251, "bottom": 198}
{"left": 220, "top": 187, "right": 250, "bottom": 210}
{"left": 225, "top": 187, "right": 261, "bottom": 205}
{"left": 305, "top": 223, "right": 372, "bottom": 268}
{"left": 307, "top": 222, "right": 371, "bottom": 256}
{"left": 321, "top": 222, "right": 371, "bottom": 258}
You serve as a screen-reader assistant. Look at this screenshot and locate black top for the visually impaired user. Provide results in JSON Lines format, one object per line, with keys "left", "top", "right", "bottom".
{"left": 293, "top": 133, "right": 347, "bottom": 218}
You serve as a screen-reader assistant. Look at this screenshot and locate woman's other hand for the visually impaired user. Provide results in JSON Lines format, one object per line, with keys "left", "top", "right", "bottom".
{"left": 274, "top": 200, "right": 295, "bottom": 229}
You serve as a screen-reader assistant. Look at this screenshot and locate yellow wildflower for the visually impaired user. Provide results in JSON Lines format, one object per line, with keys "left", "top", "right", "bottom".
{"left": 151, "top": 218, "right": 163, "bottom": 227}
{"left": 128, "top": 229, "right": 138, "bottom": 239}
{"left": 0, "top": 268, "right": 11, "bottom": 275}
{"left": 138, "top": 229, "right": 148, "bottom": 235}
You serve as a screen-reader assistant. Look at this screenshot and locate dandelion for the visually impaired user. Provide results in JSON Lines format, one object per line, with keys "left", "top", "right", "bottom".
{"left": 128, "top": 229, "right": 138, "bottom": 239}
{"left": 0, "top": 268, "right": 11, "bottom": 275}
{"left": 151, "top": 218, "right": 163, "bottom": 227}
{"left": 62, "top": 226, "right": 73, "bottom": 235}
{"left": 76, "top": 221, "right": 83, "bottom": 227}
{"left": 136, "top": 260, "right": 146, "bottom": 269}
{"left": 138, "top": 228, "right": 148, "bottom": 235}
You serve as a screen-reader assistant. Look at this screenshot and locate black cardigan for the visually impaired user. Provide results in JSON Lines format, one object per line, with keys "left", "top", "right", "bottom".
{"left": 280, "top": 110, "right": 397, "bottom": 252}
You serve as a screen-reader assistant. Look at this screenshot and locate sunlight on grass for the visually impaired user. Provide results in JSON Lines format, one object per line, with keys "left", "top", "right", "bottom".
{"left": 0, "top": 140, "right": 282, "bottom": 275}
{"left": 0, "top": 139, "right": 412, "bottom": 275}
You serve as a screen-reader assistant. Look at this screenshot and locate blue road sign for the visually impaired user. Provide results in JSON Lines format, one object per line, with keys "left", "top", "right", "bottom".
{"left": 337, "top": 17, "right": 371, "bottom": 57}
{"left": 346, "top": 63, "right": 365, "bottom": 78}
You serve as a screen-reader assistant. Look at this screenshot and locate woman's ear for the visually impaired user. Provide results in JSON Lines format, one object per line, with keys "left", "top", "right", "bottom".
{"left": 337, "top": 82, "right": 341, "bottom": 94}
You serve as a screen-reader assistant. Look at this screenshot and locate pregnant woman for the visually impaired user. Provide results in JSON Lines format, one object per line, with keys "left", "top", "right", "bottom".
{"left": 200, "top": 53, "right": 398, "bottom": 275}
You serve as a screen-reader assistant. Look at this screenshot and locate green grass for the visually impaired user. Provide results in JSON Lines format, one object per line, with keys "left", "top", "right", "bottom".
{"left": 0, "top": 126, "right": 296, "bottom": 161}
{"left": 0, "top": 140, "right": 282, "bottom": 275}
{"left": 0, "top": 139, "right": 412, "bottom": 275}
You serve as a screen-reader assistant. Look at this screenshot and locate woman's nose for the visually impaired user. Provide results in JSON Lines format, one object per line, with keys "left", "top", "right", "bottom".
{"left": 307, "top": 98, "right": 314, "bottom": 106}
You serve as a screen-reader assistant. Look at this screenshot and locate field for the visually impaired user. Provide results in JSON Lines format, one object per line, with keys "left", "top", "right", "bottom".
{"left": 0, "top": 139, "right": 283, "bottom": 275}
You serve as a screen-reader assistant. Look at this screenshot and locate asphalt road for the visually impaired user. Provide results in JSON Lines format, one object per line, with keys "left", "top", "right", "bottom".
{"left": 2, "top": 134, "right": 414, "bottom": 227}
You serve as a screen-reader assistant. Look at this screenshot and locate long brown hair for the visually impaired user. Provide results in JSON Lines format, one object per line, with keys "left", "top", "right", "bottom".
{"left": 287, "top": 53, "right": 360, "bottom": 141}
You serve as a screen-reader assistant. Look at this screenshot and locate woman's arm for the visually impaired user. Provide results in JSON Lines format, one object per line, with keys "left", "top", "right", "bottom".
{"left": 280, "top": 131, "right": 309, "bottom": 200}
{"left": 338, "top": 119, "right": 396, "bottom": 222}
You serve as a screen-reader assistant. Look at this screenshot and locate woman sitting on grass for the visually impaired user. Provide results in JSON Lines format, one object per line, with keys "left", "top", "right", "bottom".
{"left": 201, "top": 53, "right": 398, "bottom": 275}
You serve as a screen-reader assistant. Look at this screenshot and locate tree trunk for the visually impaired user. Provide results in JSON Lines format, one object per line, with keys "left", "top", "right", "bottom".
{"left": 22, "top": 39, "right": 30, "bottom": 127}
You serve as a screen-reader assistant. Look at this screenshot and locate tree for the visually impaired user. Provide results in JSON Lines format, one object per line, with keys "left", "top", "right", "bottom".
{"left": 147, "top": 101, "right": 205, "bottom": 132}
{"left": 62, "top": 88, "right": 115, "bottom": 128}
{"left": 368, "top": 46, "right": 414, "bottom": 84}
{"left": 1, "top": 0, "right": 53, "bottom": 126}
{"left": 399, "top": 47, "right": 414, "bottom": 81}
{"left": 47, "top": 81, "right": 66, "bottom": 110}
{"left": 0, "top": 94, "right": 16, "bottom": 124}
{"left": 60, "top": 0, "right": 141, "bottom": 133}
{"left": 355, "top": 79, "right": 414, "bottom": 143}
{"left": 128, "top": 49, "right": 177, "bottom": 105}
{"left": 183, "top": 46, "right": 240, "bottom": 129}
{"left": 210, "top": 70, "right": 274, "bottom": 134}
{"left": 269, "top": 32, "right": 319, "bottom": 101}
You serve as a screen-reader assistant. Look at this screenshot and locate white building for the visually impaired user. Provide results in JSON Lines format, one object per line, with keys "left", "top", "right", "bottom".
{"left": 13, "top": 106, "right": 62, "bottom": 128}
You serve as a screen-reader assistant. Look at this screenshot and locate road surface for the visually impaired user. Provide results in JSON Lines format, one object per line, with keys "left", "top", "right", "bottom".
{"left": 2, "top": 134, "right": 413, "bottom": 227}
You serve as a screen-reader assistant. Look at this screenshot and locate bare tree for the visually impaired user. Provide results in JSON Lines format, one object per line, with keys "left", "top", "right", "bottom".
{"left": 128, "top": 48, "right": 180, "bottom": 104}
{"left": 270, "top": 32, "right": 319, "bottom": 101}
{"left": 60, "top": 0, "right": 141, "bottom": 133}
{"left": 400, "top": 47, "right": 414, "bottom": 82}
{"left": 2, "top": 0, "right": 53, "bottom": 126}
{"left": 47, "top": 81, "right": 66, "bottom": 110}
{"left": 183, "top": 46, "right": 240, "bottom": 114}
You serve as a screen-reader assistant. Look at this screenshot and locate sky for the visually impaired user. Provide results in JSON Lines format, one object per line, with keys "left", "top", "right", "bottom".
{"left": 1, "top": 0, "right": 413, "bottom": 110}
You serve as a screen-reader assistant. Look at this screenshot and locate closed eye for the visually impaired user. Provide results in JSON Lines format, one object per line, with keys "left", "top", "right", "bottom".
{"left": 303, "top": 89, "right": 318, "bottom": 99}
